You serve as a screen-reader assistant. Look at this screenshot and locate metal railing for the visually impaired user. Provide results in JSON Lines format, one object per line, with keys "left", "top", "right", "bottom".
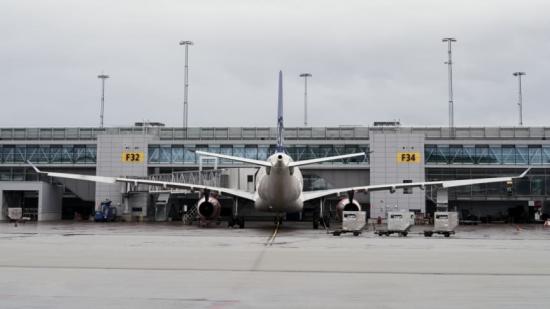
{"left": 4, "top": 126, "right": 550, "bottom": 141}
{"left": 135, "top": 169, "right": 223, "bottom": 193}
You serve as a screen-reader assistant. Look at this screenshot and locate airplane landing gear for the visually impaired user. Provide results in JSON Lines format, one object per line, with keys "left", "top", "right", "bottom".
{"left": 320, "top": 215, "right": 330, "bottom": 228}
{"left": 313, "top": 198, "right": 330, "bottom": 230}
{"left": 228, "top": 198, "right": 245, "bottom": 229}
{"left": 228, "top": 216, "right": 245, "bottom": 229}
{"left": 313, "top": 211, "right": 320, "bottom": 229}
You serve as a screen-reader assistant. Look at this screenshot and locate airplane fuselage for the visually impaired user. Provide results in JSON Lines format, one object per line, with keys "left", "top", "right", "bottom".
{"left": 254, "top": 153, "right": 304, "bottom": 213}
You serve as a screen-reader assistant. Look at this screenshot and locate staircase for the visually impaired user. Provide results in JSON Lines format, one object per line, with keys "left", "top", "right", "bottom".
{"left": 182, "top": 205, "right": 197, "bottom": 225}
{"left": 154, "top": 192, "right": 171, "bottom": 221}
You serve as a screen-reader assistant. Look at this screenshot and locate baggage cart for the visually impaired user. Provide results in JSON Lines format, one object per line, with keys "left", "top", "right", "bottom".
{"left": 424, "top": 212, "right": 458, "bottom": 237}
{"left": 376, "top": 211, "right": 414, "bottom": 237}
{"left": 332, "top": 211, "right": 366, "bottom": 236}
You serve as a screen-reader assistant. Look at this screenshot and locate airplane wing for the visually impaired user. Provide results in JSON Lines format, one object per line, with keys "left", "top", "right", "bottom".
{"left": 27, "top": 161, "right": 255, "bottom": 201}
{"left": 302, "top": 168, "right": 531, "bottom": 202}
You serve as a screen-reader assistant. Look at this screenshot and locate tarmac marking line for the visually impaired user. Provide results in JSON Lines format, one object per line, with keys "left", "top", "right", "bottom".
{"left": 1, "top": 265, "right": 549, "bottom": 277}
{"left": 265, "top": 221, "right": 280, "bottom": 246}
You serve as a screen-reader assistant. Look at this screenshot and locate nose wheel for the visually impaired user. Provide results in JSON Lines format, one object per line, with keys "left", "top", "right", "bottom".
{"left": 228, "top": 198, "right": 245, "bottom": 229}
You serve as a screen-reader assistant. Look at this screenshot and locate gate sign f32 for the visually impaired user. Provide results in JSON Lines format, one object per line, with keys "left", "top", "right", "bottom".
{"left": 121, "top": 151, "right": 145, "bottom": 163}
{"left": 397, "top": 152, "right": 421, "bottom": 163}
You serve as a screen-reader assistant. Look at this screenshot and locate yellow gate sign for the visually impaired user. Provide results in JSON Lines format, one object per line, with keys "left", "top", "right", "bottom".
{"left": 121, "top": 151, "right": 145, "bottom": 163}
{"left": 397, "top": 152, "right": 421, "bottom": 163}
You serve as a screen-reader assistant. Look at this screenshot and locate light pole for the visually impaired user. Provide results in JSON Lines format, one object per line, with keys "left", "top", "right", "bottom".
{"left": 513, "top": 72, "right": 526, "bottom": 126}
{"left": 179, "top": 40, "right": 193, "bottom": 132}
{"left": 97, "top": 74, "right": 109, "bottom": 128}
{"left": 299, "top": 73, "right": 312, "bottom": 127}
{"left": 442, "top": 37, "right": 457, "bottom": 135}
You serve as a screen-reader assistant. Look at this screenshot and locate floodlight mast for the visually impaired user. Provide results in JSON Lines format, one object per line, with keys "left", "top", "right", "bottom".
{"left": 442, "top": 37, "right": 457, "bottom": 136}
{"left": 179, "top": 40, "right": 193, "bottom": 133}
{"left": 97, "top": 74, "right": 110, "bottom": 128}
{"left": 299, "top": 73, "right": 312, "bottom": 127}
{"left": 513, "top": 72, "right": 526, "bottom": 126}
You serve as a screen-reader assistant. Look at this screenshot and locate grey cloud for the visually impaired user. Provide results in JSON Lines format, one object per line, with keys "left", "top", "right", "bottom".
{"left": 1, "top": 0, "right": 549, "bottom": 128}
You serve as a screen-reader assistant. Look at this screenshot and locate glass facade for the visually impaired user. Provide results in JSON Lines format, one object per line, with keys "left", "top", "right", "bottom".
{"left": 0, "top": 145, "right": 96, "bottom": 164}
{"left": 148, "top": 144, "right": 370, "bottom": 165}
{"left": 425, "top": 144, "right": 550, "bottom": 165}
{"left": 5, "top": 142, "right": 550, "bottom": 166}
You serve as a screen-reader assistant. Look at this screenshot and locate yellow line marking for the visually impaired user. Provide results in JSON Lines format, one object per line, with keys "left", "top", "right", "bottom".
{"left": 266, "top": 220, "right": 280, "bottom": 246}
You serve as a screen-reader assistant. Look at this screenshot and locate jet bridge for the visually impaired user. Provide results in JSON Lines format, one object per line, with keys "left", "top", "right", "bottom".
{"left": 125, "top": 169, "right": 224, "bottom": 221}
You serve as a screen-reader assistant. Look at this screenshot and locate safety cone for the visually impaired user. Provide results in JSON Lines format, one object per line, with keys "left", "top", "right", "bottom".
{"left": 544, "top": 219, "right": 550, "bottom": 228}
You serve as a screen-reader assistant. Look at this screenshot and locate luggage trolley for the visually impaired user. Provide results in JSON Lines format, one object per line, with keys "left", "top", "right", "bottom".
{"left": 424, "top": 212, "right": 458, "bottom": 237}
{"left": 376, "top": 211, "right": 415, "bottom": 237}
{"left": 332, "top": 211, "right": 366, "bottom": 236}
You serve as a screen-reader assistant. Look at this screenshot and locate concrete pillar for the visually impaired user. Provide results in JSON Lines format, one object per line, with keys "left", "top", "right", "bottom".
{"left": 370, "top": 133, "right": 426, "bottom": 218}
{"left": 0, "top": 190, "right": 6, "bottom": 221}
{"left": 436, "top": 188, "right": 449, "bottom": 212}
{"left": 38, "top": 183, "right": 63, "bottom": 221}
{"left": 95, "top": 134, "right": 153, "bottom": 215}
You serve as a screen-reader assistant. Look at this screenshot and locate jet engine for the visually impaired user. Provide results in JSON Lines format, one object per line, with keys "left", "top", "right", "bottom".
{"left": 335, "top": 197, "right": 362, "bottom": 220}
{"left": 196, "top": 196, "right": 222, "bottom": 220}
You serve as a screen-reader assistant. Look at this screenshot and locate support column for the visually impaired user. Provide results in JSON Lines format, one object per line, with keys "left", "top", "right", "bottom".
{"left": 0, "top": 190, "right": 5, "bottom": 221}
{"left": 37, "top": 183, "right": 63, "bottom": 221}
{"left": 436, "top": 188, "right": 449, "bottom": 212}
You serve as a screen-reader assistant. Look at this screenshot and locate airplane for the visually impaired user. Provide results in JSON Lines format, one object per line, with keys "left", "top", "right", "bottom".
{"left": 28, "top": 71, "right": 531, "bottom": 229}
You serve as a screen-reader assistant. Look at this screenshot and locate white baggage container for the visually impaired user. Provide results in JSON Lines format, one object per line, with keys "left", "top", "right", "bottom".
{"left": 377, "top": 211, "right": 415, "bottom": 237}
{"left": 342, "top": 211, "right": 366, "bottom": 231}
{"left": 387, "top": 211, "right": 414, "bottom": 231}
{"left": 434, "top": 212, "right": 458, "bottom": 231}
{"left": 8, "top": 207, "right": 22, "bottom": 220}
{"left": 332, "top": 211, "right": 366, "bottom": 236}
{"left": 424, "top": 211, "right": 458, "bottom": 237}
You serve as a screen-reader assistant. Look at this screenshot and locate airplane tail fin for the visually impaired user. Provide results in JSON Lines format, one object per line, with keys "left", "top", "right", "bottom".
{"left": 276, "top": 70, "right": 284, "bottom": 152}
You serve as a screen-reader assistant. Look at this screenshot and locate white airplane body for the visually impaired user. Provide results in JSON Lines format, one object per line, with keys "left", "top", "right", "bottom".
{"left": 28, "top": 71, "right": 531, "bottom": 227}
{"left": 254, "top": 154, "right": 303, "bottom": 213}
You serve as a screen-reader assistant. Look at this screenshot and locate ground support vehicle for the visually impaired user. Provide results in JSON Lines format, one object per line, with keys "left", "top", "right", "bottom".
{"left": 94, "top": 200, "right": 117, "bottom": 222}
{"left": 332, "top": 211, "right": 366, "bottom": 236}
{"left": 424, "top": 212, "right": 458, "bottom": 237}
{"left": 376, "top": 211, "right": 415, "bottom": 237}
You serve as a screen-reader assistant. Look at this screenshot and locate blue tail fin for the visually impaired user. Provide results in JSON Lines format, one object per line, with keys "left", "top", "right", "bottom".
{"left": 276, "top": 71, "right": 284, "bottom": 152}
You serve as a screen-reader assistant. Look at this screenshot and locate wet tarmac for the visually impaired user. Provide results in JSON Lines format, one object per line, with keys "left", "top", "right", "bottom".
{"left": 1, "top": 222, "right": 549, "bottom": 308}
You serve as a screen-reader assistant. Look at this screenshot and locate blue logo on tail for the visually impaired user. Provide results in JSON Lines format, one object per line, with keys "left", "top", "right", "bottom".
{"left": 276, "top": 71, "right": 284, "bottom": 152}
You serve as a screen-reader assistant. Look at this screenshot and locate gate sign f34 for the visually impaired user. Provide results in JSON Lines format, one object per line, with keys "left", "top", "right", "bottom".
{"left": 397, "top": 152, "right": 421, "bottom": 163}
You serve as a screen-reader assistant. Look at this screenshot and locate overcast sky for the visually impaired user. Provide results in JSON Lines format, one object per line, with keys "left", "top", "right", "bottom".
{"left": 1, "top": 0, "right": 549, "bottom": 128}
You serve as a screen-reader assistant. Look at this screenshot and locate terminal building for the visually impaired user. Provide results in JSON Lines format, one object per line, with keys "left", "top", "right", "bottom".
{"left": 1, "top": 125, "right": 549, "bottom": 223}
